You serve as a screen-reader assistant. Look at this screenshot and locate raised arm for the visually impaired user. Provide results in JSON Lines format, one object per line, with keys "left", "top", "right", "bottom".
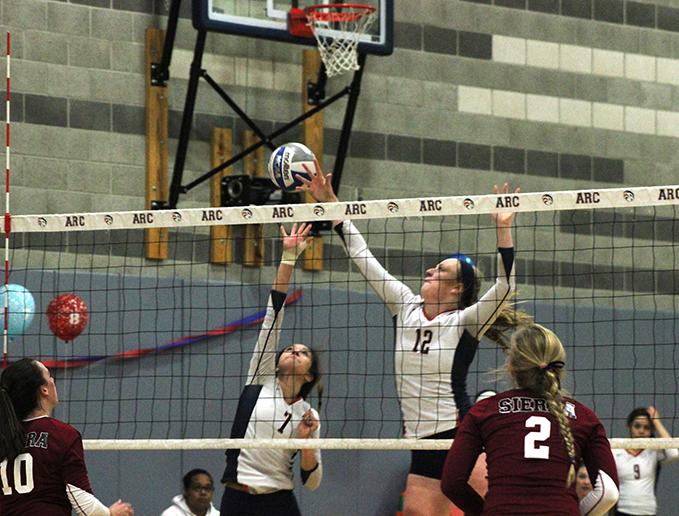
{"left": 648, "top": 406, "right": 679, "bottom": 463}
{"left": 298, "top": 164, "right": 415, "bottom": 315}
{"left": 296, "top": 408, "right": 323, "bottom": 491}
{"left": 459, "top": 183, "right": 518, "bottom": 339}
{"left": 247, "top": 223, "right": 313, "bottom": 384}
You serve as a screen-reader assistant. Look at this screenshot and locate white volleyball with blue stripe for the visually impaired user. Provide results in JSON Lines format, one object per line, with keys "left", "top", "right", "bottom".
{"left": 268, "top": 142, "right": 315, "bottom": 191}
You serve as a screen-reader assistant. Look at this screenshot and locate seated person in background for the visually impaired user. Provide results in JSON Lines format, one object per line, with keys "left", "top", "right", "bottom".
{"left": 576, "top": 461, "right": 593, "bottom": 501}
{"left": 161, "top": 469, "right": 220, "bottom": 516}
{"left": 613, "top": 406, "right": 678, "bottom": 516}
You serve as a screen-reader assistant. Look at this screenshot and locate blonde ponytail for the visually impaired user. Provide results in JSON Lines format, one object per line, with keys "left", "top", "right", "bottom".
{"left": 542, "top": 369, "right": 577, "bottom": 487}
{"left": 507, "top": 324, "right": 576, "bottom": 487}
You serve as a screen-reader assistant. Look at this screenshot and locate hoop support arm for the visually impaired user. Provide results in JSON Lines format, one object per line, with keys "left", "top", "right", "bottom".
{"left": 180, "top": 85, "right": 352, "bottom": 194}
{"left": 331, "top": 52, "right": 367, "bottom": 196}
{"left": 201, "top": 71, "right": 276, "bottom": 151}
{"left": 151, "top": 0, "right": 182, "bottom": 86}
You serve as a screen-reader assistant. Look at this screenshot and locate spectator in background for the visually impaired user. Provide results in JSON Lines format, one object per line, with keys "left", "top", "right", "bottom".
{"left": 613, "top": 406, "right": 678, "bottom": 516}
{"left": 161, "top": 469, "right": 219, "bottom": 516}
{"left": 576, "top": 461, "right": 593, "bottom": 501}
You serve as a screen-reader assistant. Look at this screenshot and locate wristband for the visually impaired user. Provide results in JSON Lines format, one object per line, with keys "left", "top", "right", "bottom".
{"left": 281, "top": 249, "right": 298, "bottom": 266}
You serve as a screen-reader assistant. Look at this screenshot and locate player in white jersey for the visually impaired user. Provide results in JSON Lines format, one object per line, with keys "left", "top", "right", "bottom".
{"left": 220, "top": 223, "right": 322, "bottom": 516}
{"left": 300, "top": 168, "right": 532, "bottom": 516}
{"left": 613, "top": 406, "right": 678, "bottom": 516}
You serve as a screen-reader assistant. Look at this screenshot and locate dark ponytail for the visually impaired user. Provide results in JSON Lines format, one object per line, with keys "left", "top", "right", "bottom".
{"left": 461, "top": 265, "right": 533, "bottom": 352}
{"left": 0, "top": 358, "right": 46, "bottom": 461}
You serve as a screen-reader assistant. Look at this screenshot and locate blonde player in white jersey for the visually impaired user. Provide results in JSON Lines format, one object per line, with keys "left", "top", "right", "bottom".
{"left": 220, "top": 223, "right": 322, "bottom": 516}
{"left": 613, "top": 406, "right": 678, "bottom": 516}
{"left": 300, "top": 168, "right": 531, "bottom": 516}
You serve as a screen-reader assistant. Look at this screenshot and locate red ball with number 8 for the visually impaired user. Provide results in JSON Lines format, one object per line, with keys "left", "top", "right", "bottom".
{"left": 46, "top": 293, "right": 89, "bottom": 342}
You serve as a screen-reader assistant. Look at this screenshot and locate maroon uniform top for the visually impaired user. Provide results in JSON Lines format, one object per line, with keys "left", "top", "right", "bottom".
{"left": 441, "top": 389, "right": 618, "bottom": 515}
{"left": 0, "top": 416, "right": 93, "bottom": 515}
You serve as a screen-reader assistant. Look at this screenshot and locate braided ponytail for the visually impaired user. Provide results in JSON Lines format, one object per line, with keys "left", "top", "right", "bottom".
{"left": 542, "top": 370, "right": 577, "bottom": 487}
{"left": 507, "top": 324, "right": 576, "bottom": 487}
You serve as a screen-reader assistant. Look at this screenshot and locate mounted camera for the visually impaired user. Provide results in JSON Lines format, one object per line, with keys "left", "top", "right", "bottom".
{"left": 221, "top": 175, "right": 301, "bottom": 207}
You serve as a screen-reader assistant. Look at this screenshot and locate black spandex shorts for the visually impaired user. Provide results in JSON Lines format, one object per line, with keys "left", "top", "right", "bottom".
{"left": 220, "top": 487, "right": 301, "bottom": 516}
{"left": 409, "top": 428, "right": 457, "bottom": 480}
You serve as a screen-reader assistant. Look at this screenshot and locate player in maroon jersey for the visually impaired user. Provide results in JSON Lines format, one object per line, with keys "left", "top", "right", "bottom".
{"left": 0, "top": 358, "right": 134, "bottom": 516}
{"left": 441, "top": 324, "right": 619, "bottom": 515}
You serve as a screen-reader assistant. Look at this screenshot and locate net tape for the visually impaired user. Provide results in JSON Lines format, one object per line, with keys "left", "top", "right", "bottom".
{"left": 11, "top": 185, "right": 679, "bottom": 233}
{"left": 83, "top": 437, "right": 679, "bottom": 451}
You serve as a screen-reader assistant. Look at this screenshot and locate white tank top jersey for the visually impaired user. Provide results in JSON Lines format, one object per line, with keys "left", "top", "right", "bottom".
{"left": 336, "top": 221, "right": 515, "bottom": 438}
{"left": 222, "top": 291, "right": 322, "bottom": 493}
{"left": 613, "top": 447, "right": 679, "bottom": 515}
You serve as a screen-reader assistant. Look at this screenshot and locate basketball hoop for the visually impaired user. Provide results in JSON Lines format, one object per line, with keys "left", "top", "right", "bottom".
{"left": 304, "top": 3, "right": 377, "bottom": 77}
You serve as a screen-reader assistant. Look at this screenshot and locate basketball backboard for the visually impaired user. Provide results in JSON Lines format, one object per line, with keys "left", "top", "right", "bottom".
{"left": 192, "top": 0, "right": 393, "bottom": 56}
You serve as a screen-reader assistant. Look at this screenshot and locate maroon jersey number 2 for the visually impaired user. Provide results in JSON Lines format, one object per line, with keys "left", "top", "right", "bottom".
{"left": 525, "top": 416, "right": 551, "bottom": 459}
{"left": 1, "top": 454, "right": 36, "bottom": 495}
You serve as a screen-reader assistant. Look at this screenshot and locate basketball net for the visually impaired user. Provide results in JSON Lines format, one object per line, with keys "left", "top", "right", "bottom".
{"left": 305, "top": 4, "right": 377, "bottom": 78}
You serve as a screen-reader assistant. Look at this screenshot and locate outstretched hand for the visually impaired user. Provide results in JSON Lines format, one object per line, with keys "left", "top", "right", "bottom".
{"left": 109, "top": 500, "right": 134, "bottom": 516}
{"left": 281, "top": 222, "right": 314, "bottom": 260}
{"left": 492, "top": 182, "right": 520, "bottom": 228}
{"left": 647, "top": 406, "right": 660, "bottom": 420}
{"left": 297, "top": 159, "right": 338, "bottom": 203}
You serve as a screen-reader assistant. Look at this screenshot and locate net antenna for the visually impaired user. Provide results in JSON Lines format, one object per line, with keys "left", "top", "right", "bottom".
{"left": 303, "top": 3, "right": 377, "bottom": 77}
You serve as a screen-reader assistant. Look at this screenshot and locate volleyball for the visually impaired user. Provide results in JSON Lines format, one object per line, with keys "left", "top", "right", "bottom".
{"left": 268, "top": 142, "right": 316, "bottom": 191}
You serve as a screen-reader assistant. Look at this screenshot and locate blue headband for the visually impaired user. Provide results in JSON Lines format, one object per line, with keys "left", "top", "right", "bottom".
{"left": 447, "top": 253, "right": 475, "bottom": 308}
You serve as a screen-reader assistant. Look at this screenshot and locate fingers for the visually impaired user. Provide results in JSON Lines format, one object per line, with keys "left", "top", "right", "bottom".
{"left": 281, "top": 223, "right": 314, "bottom": 243}
{"left": 303, "top": 408, "right": 319, "bottom": 425}
{"left": 300, "top": 222, "right": 313, "bottom": 238}
{"left": 296, "top": 174, "right": 312, "bottom": 187}
{"left": 493, "top": 183, "right": 519, "bottom": 194}
{"left": 301, "top": 163, "right": 316, "bottom": 178}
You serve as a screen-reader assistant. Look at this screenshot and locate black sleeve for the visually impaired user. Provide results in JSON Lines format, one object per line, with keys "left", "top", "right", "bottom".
{"left": 451, "top": 330, "right": 479, "bottom": 422}
{"left": 300, "top": 462, "right": 319, "bottom": 484}
{"left": 334, "top": 223, "right": 346, "bottom": 242}
{"left": 271, "top": 289, "right": 287, "bottom": 312}
{"left": 498, "top": 247, "right": 514, "bottom": 281}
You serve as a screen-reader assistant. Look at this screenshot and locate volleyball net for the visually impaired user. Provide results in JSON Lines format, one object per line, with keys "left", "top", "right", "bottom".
{"left": 6, "top": 184, "right": 679, "bottom": 450}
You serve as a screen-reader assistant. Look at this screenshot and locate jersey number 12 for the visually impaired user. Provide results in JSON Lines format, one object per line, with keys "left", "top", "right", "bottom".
{"left": 1, "top": 454, "right": 35, "bottom": 495}
{"left": 412, "top": 329, "right": 432, "bottom": 354}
